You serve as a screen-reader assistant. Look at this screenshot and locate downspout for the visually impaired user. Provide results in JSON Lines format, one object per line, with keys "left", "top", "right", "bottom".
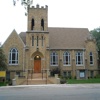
{"left": 83, "top": 48, "right": 87, "bottom": 79}
{"left": 83, "top": 49, "right": 85, "bottom": 69}
{"left": 23, "top": 46, "right": 25, "bottom": 71}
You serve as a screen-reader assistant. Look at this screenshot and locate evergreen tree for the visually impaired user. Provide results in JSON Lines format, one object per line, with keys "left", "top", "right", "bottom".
{"left": 0, "top": 46, "right": 7, "bottom": 71}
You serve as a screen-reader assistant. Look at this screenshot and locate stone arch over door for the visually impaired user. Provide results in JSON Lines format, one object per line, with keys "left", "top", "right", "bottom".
{"left": 31, "top": 51, "right": 44, "bottom": 73}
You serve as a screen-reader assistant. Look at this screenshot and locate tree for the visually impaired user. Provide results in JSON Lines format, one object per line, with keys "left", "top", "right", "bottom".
{"left": 13, "top": 0, "right": 33, "bottom": 15}
{"left": 90, "top": 27, "right": 100, "bottom": 59}
{"left": 0, "top": 46, "right": 7, "bottom": 71}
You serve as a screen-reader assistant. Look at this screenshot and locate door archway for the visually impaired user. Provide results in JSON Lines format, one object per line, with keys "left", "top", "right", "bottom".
{"left": 34, "top": 55, "right": 41, "bottom": 73}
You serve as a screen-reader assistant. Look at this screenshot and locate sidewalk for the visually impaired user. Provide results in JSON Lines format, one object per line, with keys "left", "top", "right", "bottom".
{"left": 0, "top": 84, "right": 100, "bottom": 89}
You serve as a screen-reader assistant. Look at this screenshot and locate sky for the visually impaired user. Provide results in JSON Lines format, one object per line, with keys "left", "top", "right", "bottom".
{"left": 0, "top": 0, "right": 100, "bottom": 44}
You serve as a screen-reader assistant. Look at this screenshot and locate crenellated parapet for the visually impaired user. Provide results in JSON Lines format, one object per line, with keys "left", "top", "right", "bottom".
{"left": 29, "top": 4, "right": 48, "bottom": 10}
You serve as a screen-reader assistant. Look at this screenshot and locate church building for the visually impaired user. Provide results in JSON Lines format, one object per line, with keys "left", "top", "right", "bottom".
{"left": 3, "top": 5, "right": 98, "bottom": 80}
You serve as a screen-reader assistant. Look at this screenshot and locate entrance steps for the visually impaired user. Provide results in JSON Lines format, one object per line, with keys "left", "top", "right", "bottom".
{"left": 22, "top": 73, "right": 52, "bottom": 85}
{"left": 28, "top": 73, "right": 46, "bottom": 79}
{"left": 23, "top": 79, "right": 47, "bottom": 85}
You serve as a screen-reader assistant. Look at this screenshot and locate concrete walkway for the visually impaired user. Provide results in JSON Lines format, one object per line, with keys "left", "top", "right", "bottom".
{"left": 1, "top": 84, "right": 100, "bottom": 89}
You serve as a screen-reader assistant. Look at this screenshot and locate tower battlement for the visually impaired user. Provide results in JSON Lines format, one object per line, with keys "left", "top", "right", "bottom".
{"left": 28, "top": 4, "right": 48, "bottom": 31}
{"left": 30, "top": 4, "right": 48, "bottom": 10}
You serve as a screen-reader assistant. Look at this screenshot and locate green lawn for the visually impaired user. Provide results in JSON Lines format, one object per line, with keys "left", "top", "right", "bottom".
{"left": 67, "top": 78, "right": 100, "bottom": 84}
{"left": 0, "top": 82, "right": 7, "bottom": 86}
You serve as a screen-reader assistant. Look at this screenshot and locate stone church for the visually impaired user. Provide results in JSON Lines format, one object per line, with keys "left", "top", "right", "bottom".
{"left": 3, "top": 4, "right": 98, "bottom": 80}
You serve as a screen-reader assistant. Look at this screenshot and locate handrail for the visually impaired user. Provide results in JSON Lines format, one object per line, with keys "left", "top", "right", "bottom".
{"left": 27, "top": 70, "right": 29, "bottom": 85}
{"left": 31, "top": 69, "right": 33, "bottom": 80}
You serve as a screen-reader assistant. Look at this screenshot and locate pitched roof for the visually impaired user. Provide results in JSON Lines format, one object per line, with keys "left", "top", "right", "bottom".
{"left": 48, "top": 27, "right": 89, "bottom": 49}
{"left": 3, "top": 29, "right": 24, "bottom": 46}
{"left": 19, "top": 32, "right": 26, "bottom": 45}
{"left": 19, "top": 27, "right": 90, "bottom": 49}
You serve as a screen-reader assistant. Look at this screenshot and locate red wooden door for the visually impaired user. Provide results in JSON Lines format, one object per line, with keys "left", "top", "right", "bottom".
{"left": 34, "top": 60, "right": 41, "bottom": 73}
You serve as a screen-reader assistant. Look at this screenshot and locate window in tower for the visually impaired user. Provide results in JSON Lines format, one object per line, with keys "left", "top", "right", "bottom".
{"left": 31, "top": 18, "right": 34, "bottom": 30}
{"left": 32, "top": 36, "right": 34, "bottom": 46}
{"left": 42, "top": 36, "right": 44, "bottom": 46}
{"left": 37, "top": 36, "right": 39, "bottom": 46}
{"left": 41, "top": 19, "right": 44, "bottom": 31}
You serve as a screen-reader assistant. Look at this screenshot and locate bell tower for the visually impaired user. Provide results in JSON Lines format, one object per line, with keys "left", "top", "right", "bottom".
{"left": 27, "top": 4, "right": 48, "bottom": 31}
{"left": 26, "top": 4, "right": 49, "bottom": 72}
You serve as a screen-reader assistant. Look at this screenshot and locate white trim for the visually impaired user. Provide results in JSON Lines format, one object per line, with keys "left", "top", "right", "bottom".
{"left": 9, "top": 48, "right": 18, "bottom": 65}
{"left": 50, "top": 52, "right": 58, "bottom": 66}
{"left": 76, "top": 51, "right": 84, "bottom": 66}
{"left": 63, "top": 65, "right": 71, "bottom": 66}
{"left": 76, "top": 64, "right": 84, "bottom": 66}
{"left": 63, "top": 51, "right": 71, "bottom": 66}
{"left": 9, "top": 64, "right": 19, "bottom": 66}
{"left": 50, "top": 65, "right": 58, "bottom": 66}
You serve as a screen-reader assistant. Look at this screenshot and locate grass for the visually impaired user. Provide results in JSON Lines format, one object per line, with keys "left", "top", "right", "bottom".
{"left": 0, "top": 82, "right": 7, "bottom": 86}
{"left": 67, "top": 78, "right": 100, "bottom": 84}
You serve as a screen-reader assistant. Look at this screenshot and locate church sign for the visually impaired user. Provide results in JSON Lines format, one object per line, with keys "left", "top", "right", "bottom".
{"left": 0, "top": 71, "right": 6, "bottom": 77}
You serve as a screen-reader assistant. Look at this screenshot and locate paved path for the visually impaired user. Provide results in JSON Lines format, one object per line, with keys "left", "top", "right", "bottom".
{"left": 0, "top": 84, "right": 100, "bottom": 100}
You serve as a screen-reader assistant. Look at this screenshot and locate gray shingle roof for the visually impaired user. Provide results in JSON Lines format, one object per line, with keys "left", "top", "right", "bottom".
{"left": 48, "top": 27, "right": 89, "bottom": 49}
{"left": 19, "top": 32, "right": 26, "bottom": 45}
{"left": 19, "top": 27, "right": 90, "bottom": 49}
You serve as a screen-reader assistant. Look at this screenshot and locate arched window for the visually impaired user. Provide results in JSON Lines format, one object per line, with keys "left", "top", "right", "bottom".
{"left": 31, "top": 18, "right": 34, "bottom": 30}
{"left": 41, "top": 19, "right": 44, "bottom": 30}
{"left": 76, "top": 52, "right": 83, "bottom": 65}
{"left": 63, "top": 51, "right": 70, "bottom": 65}
{"left": 9, "top": 48, "right": 18, "bottom": 65}
{"left": 50, "top": 52, "right": 58, "bottom": 66}
{"left": 90, "top": 52, "right": 93, "bottom": 65}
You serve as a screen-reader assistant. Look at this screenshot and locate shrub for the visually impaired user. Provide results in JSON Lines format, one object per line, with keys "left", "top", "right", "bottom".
{"left": 60, "top": 78, "right": 66, "bottom": 84}
{"left": 88, "top": 77, "right": 90, "bottom": 79}
{"left": 68, "top": 76, "right": 72, "bottom": 79}
{"left": 95, "top": 74, "right": 100, "bottom": 78}
{"left": 7, "top": 79, "right": 12, "bottom": 86}
{"left": 50, "top": 68, "right": 60, "bottom": 76}
{"left": 74, "top": 76, "right": 76, "bottom": 79}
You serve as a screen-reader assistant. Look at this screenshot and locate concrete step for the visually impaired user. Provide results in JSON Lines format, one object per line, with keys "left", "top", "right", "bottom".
{"left": 28, "top": 73, "right": 47, "bottom": 79}
{"left": 21, "top": 73, "right": 52, "bottom": 85}
{"left": 22, "top": 79, "right": 48, "bottom": 85}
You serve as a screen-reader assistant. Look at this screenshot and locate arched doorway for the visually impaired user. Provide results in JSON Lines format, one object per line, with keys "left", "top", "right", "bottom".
{"left": 34, "top": 55, "right": 41, "bottom": 73}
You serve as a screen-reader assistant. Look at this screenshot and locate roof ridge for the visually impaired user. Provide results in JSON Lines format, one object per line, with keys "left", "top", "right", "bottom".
{"left": 48, "top": 27, "right": 88, "bottom": 29}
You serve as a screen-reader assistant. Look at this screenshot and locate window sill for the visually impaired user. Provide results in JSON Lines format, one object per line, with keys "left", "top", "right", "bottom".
{"left": 9, "top": 64, "right": 19, "bottom": 66}
{"left": 76, "top": 65, "right": 84, "bottom": 66}
{"left": 90, "top": 64, "right": 94, "bottom": 66}
{"left": 50, "top": 65, "right": 58, "bottom": 66}
{"left": 63, "top": 65, "right": 71, "bottom": 66}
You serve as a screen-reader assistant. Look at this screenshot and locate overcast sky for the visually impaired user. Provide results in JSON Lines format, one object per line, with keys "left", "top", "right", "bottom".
{"left": 0, "top": 0, "right": 100, "bottom": 44}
